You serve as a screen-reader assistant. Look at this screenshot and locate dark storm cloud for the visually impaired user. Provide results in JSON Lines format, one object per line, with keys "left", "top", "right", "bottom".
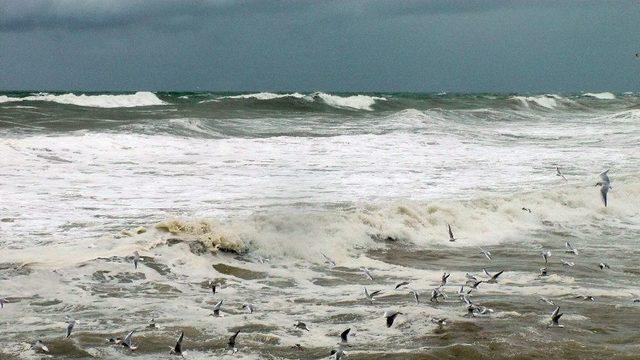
{"left": 0, "top": 0, "right": 571, "bottom": 32}
{"left": 0, "top": 0, "right": 638, "bottom": 92}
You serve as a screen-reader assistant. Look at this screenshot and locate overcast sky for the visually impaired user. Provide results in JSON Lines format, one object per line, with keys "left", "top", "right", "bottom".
{"left": 1, "top": 0, "right": 639, "bottom": 92}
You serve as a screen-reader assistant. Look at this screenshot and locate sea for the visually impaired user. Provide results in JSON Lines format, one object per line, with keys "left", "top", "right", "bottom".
{"left": 0, "top": 91, "right": 639, "bottom": 359}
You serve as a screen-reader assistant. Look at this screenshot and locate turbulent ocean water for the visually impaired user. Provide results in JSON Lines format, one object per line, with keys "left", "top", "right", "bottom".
{"left": 1, "top": 91, "right": 639, "bottom": 359}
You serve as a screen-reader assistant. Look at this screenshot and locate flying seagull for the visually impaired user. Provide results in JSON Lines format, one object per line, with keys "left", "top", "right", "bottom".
{"left": 242, "top": 303, "right": 254, "bottom": 314}
{"left": 395, "top": 281, "right": 410, "bottom": 290}
{"left": 331, "top": 348, "right": 346, "bottom": 360}
{"left": 384, "top": 310, "right": 402, "bottom": 328}
{"left": 409, "top": 289, "right": 420, "bottom": 304}
{"left": 541, "top": 250, "right": 551, "bottom": 264}
{"left": 340, "top": 328, "right": 350, "bottom": 344}
{"left": 430, "top": 287, "right": 446, "bottom": 302}
{"left": 208, "top": 281, "right": 217, "bottom": 294}
{"left": 360, "top": 267, "right": 374, "bottom": 280}
{"left": 599, "top": 262, "right": 610, "bottom": 270}
{"left": 574, "top": 295, "right": 595, "bottom": 301}
{"left": 65, "top": 319, "right": 77, "bottom": 338}
{"left": 169, "top": 331, "right": 184, "bottom": 356}
{"left": 447, "top": 224, "right": 457, "bottom": 242}
{"left": 468, "top": 280, "right": 483, "bottom": 289}
{"left": 364, "top": 287, "right": 382, "bottom": 302}
{"left": 538, "top": 297, "right": 556, "bottom": 306}
{"left": 430, "top": 317, "right": 447, "bottom": 326}
{"left": 122, "top": 330, "right": 138, "bottom": 351}
{"left": 595, "top": 170, "right": 611, "bottom": 207}
{"left": 147, "top": 318, "right": 156, "bottom": 329}
{"left": 521, "top": 207, "right": 532, "bottom": 213}
{"left": 480, "top": 248, "right": 492, "bottom": 260}
{"left": 228, "top": 331, "right": 240, "bottom": 354}
{"left": 133, "top": 251, "right": 140, "bottom": 269}
{"left": 482, "top": 269, "right": 504, "bottom": 283}
{"left": 539, "top": 267, "right": 548, "bottom": 277}
{"left": 210, "top": 300, "right": 224, "bottom": 317}
{"left": 549, "top": 307, "right": 564, "bottom": 328}
{"left": 294, "top": 321, "right": 310, "bottom": 331}
{"left": 565, "top": 242, "right": 579, "bottom": 255}
{"left": 440, "top": 272, "right": 451, "bottom": 287}
{"left": 32, "top": 340, "right": 49, "bottom": 353}
{"left": 561, "top": 259, "right": 575, "bottom": 267}
{"left": 0, "top": 298, "right": 7, "bottom": 309}
{"left": 556, "top": 166, "right": 567, "bottom": 181}
{"left": 321, "top": 253, "right": 336, "bottom": 267}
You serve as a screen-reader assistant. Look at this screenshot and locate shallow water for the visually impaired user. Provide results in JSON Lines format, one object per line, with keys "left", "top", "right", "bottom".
{"left": 1, "top": 91, "right": 639, "bottom": 359}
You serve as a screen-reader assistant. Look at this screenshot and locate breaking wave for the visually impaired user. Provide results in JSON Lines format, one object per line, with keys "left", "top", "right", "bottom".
{"left": 215, "top": 92, "right": 386, "bottom": 111}
{"left": 582, "top": 92, "right": 616, "bottom": 100}
{"left": 141, "top": 180, "right": 640, "bottom": 263}
{"left": 0, "top": 91, "right": 166, "bottom": 108}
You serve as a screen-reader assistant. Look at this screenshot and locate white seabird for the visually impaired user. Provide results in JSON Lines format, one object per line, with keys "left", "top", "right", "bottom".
{"left": 447, "top": 224, "right": 457, "bottom": 242}
{"left": 122, "top": 330, "right": 138, "bottom": 351}
{"left": 364, "top": 287, "right": 382, "bottom": 303}
{"left": 440, "top": 272, "right": 451, "bottom": 287}
{"left": 549, "top": 307, "right": 564, "bottom": 328}
{"left": 242, "top": 303, "right": 254, "bottom": 314}
{"left": 482, "top": 268, "right": 504, "bottom": 283}
{"left": 228, "top": 330, "right": 240, "bottom": 354}
{"left": 556, "top": 166, "right": 567, "bottom": 181}
{"left": 32, "top": 339, "right": 49, "bottom": 353}
{"left": 384, "top": 310, "right": 402, "bottom": 328}
{"left": 133, "top": 251, "right": 140, "bottom": 270}
{"left": 561, "top": 259, "right": 575, "bottom": 267}
{"left": 360, "top": 267, "right": 374, "bottom": 280}
{"left": 65, "top": 319, "right": 77, "bottom": 338}
{"left": 565, "top": 242, "right": 579, "bottom": 255}
{"left": 169, "top": 331, "right": 184, "bottom": 356}
{"left": 595, "top": 170, "right": 611, "bottom": 207}
{"left": 541, "top": 250, "right": 551, "bottom": 264}
{"left": 321, "top": 253, "right": 336, "bottom": 267}
{"left": 294, "top": 320, "right": 310, "bottom": 331}
{"left": 480, "top": 248, "right": 492, "bottom": 260}
{"left": 210, "top": 300, "right": 224, "bottom": 317}
{"left": 409, "top": 289, "right": 419, "bottom": 304}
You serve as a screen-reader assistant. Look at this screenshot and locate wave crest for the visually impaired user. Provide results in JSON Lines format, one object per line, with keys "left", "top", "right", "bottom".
{"left": 0, "top": 91, "right": 166, "bottom": 108}
{"left": 214, "top": 92, "right": 386, "bottom": 111}
{"left": 583, "top": 92, "right": 616, "bottom": 100}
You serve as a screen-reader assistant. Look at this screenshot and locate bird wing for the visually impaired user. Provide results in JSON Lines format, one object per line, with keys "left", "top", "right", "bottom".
{"left": 340, "top": 328, "right": 350, "bottom": 342}
{"left": 175, "top": 331, "right": 184, "bottom": 352}
{"left": 386, "top": 313, "right": 397, "bottom": 327}
{"left": 599, "top": 170, "right": 610, "bottom": 183}
{"left": 448, "top": 224, "right": 454, "bottom": 238}
{"left": 228, "top": 331, "right": 239, "bottom": 347}
{"left": 214, "top": 300, "right": 223, "bottom": 310}
{"left": 600, "top": 185, "right": 608, "bottom": 206}
{"left": 370, "top": 290, "right": 382, "bottom": 297}
{"left": 123, "top": 330, "right": 134, "bottom": 346}
{"left": 492, "top": 270, "right": 504, "bottom": 280}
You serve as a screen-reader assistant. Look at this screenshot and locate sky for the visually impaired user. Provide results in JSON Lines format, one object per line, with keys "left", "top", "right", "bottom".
{"left": 1, "top": 0, "right": 639, "bottom": 92}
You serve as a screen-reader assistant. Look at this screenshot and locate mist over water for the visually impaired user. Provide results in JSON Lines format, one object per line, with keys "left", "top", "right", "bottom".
{"left": 1, "top": 91, "right": 639, "bottom": 358}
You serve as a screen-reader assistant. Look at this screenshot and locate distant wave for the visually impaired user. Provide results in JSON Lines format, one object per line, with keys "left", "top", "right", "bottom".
{"left": 582, "top": 92, "right": 616, "bottom": 100}
{"left": 215, "top": 92, "right": 386, "bottom": 111}
{"left": 511, "top": 95, "right": 561, "bottom": 109}
{"left": 0, "top": 91, "right": 166, "bottom": 108}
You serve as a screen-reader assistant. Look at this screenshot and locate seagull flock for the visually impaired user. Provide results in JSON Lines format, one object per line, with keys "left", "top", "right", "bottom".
{"left": 6, "top": 168, "right": 621, "bottom": 357}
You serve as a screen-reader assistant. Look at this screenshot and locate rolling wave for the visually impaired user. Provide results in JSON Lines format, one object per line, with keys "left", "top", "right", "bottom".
{"left": 0, "top": 91, "right": 166, "bottom": 108}
{"left": 139, "top": 180, "right": 640, "bottom": 262}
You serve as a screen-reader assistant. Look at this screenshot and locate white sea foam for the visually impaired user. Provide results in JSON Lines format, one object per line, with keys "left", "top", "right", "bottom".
{"left": 219, "top": 92, "right": 307, "bottom": 100}
{"left": 583, "top": 92, "right": 616, "bottom": 100}
{"left": 314, "top": 92, "right": 386, "bottom": 110}
{"left": 0, "top": 91, "right": 166, "bottom": 108}
{"left": 217, "top": 92, "right": 386, "bottom": 111}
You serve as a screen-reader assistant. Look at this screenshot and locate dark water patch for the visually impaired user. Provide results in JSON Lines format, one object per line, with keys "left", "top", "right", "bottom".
{"left": 212, "top": 263, "right": 267, "bottom": 280}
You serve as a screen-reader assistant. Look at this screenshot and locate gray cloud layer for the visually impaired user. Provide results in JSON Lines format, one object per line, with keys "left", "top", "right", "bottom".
{"left": 1, "top": 0, "right": 638, "bottom": 91}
